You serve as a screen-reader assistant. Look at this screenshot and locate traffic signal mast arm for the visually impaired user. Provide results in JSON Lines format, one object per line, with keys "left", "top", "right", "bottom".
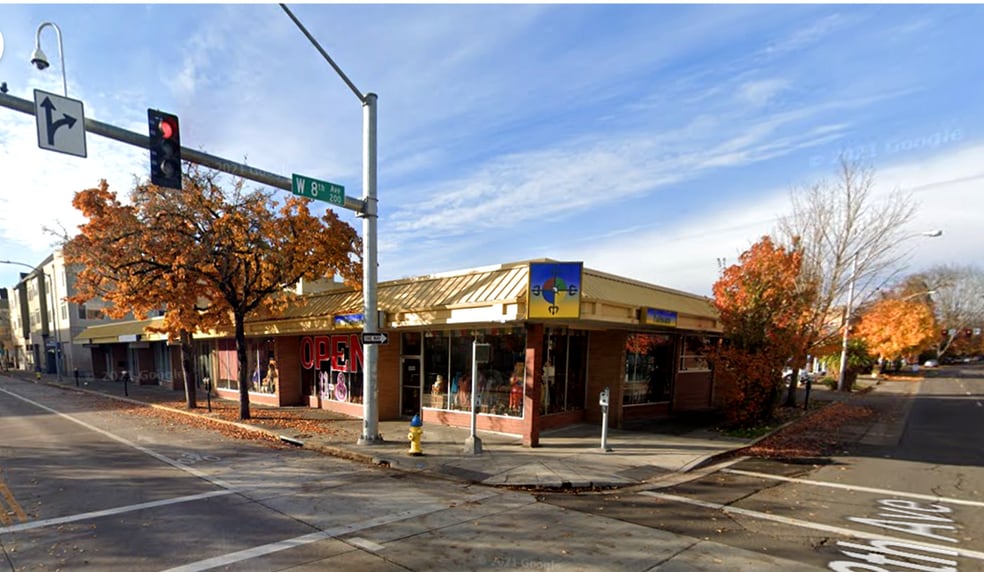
{"left": 0, "top": 90, "right": 367, "bottom": 214}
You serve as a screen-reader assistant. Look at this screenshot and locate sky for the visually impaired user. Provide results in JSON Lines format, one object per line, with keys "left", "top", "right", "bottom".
{"left": 0, "top": 3, "right": 982, "bottom": 298}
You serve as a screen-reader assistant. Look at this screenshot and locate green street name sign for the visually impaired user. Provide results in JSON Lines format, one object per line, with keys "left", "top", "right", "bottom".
{"left": 291, "top": 173, "right": 345, "bottom": 206}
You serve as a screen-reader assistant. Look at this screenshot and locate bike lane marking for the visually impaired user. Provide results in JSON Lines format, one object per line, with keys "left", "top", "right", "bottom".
{"left": 722, "top": 468, "right": 984, "bottom": 508}
{"left": 639, "top": 491, "right": 984, "bottom": 562}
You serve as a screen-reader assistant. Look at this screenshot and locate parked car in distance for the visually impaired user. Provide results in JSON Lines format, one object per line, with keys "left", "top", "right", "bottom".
{"left": 923, "top": 359, "right": 939, "bottom": 367}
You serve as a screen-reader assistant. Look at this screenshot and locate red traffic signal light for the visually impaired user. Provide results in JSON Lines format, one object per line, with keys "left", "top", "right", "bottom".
{"left": 148, "top": 109, "right": 182, "bottom": 189}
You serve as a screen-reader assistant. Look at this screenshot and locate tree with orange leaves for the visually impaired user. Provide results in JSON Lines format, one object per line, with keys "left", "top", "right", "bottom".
{"left": 854, "top": 292, "right": 937, "bottom": 365}
{"left": 712, "top": 236, "right": 815, "bottom": 426}
{"left": 64, "top": 165, "right": 361, "bottom": 419}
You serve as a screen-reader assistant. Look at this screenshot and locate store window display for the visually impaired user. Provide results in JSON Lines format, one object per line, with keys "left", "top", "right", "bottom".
{"left": 623, "top": 333, "right": 674, "bottom": 405}
{"left": 420, "top": 329, "right": 526, "bottom": 417}
{"left": 541, "top": 329, "right": 587, "bottom": 415}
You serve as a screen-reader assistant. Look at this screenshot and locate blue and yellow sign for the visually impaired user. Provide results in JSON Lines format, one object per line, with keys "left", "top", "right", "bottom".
{"left": 644, "top": 308, "right": 678, "bottom": 327}
{"left": 528, "top": 262, "right": 583, "bottom": 319}
{"left": 333, "top": 313, "right": 365, "bottom": 329}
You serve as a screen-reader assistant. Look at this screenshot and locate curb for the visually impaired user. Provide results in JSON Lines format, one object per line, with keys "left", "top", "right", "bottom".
{"left": 24, "top": 375, "right": 386, "bottom": 467}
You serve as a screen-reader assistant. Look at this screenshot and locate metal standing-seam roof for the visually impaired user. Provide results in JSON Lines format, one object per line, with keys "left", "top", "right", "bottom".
{"left": 254, "top": 259, "right": 716, "bottom": 324}
{"left": 75, "top": 259, "right": 719, "bottom": 341}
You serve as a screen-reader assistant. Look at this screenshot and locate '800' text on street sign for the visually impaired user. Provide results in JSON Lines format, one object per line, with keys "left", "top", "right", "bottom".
{"left": 291, "top": 173, "right": 345, "bottom": 206}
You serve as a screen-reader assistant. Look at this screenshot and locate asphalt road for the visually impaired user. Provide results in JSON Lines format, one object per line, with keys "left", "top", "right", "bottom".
{"left": 2, "top": 370, "right": 982, "bottom": 571}
{"left": 0, "top": 375, "right": 813, "bottom": 571}
{"left": 545, "top": 369, "right": 984, "bottom": 571}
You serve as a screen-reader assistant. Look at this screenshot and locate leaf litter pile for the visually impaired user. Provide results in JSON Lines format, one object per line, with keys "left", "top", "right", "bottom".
{"left": 742, "top": 401, "right": 877, "bottom": 458}
{"left": 95, "top": 393, "right": 364, "bottom": 447}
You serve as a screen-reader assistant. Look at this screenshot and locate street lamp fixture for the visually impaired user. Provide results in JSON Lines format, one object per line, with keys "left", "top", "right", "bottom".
{"left": 0, "top": 259, "right": 63, "bottom": 381}
{"left": 837, "top": 230, "right": 943, "bottom": 391}
{"left": 31, "top": 21, "right": 68, "bottom": 97}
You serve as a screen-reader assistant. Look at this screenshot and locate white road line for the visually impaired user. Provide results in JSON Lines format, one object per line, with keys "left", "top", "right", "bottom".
{"left": 347, "top": 537, "right": 386, "bottom": 552}
{"left": 163, "top": 491, "right": 500, "bottom": 572}
{"left": 0, "top": 490, "right": 235, "bottom": 535}
{"left": 640, "top": 491, "right": 984, "bottom": 561}
{"left": 722, "top": 468, "right": 984, "bottom": 508}
{"left": 0, "top": 386, "right": 236, "bottom": 491}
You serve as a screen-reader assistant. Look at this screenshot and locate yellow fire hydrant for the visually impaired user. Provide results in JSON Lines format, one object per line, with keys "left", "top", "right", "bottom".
{"left": 408, "top": 414, "right": 423, "bottom": 456}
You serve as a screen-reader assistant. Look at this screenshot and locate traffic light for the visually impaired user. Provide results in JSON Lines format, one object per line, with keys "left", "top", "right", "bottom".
{"left": 147, "top": 109, "right": 182, "bottom": 189}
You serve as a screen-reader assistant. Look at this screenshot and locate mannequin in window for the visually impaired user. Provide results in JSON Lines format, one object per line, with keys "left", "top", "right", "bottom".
{"left": 542, "top": 357, "right": 555, "bottom": 414}
{"left": 263, "top": 358, "right": 278, "bottom": 393}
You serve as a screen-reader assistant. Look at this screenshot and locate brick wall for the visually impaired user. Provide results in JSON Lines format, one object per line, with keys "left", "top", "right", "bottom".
{"left": 585, "top": 330, "right": 627, "bottom": 426}
{"left": 276, "top": 337, "right": 302, "bottom": 405}
{"left": 378, "top": 337, "right": 401, "bottom": 419}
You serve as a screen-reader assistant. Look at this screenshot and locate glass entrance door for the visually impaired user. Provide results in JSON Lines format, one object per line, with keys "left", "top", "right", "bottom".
{"left": 401, "top": 357, "right": 421, "bottom": 418}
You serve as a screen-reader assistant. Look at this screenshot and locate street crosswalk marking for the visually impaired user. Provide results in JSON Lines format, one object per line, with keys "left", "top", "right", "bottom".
{"left": 639, "top": 490, "right": 984, "bottom": 561}
{"left": 721, "top": 468, "right": 984, "bottom": 508}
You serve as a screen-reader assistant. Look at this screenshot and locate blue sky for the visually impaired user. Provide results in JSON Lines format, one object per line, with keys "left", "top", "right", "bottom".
{"left": 1, "top": 4, "right": 982, "bottom": 297}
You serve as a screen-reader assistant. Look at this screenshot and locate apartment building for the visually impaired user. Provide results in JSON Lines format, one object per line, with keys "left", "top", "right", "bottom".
{"left": 6, "top": 250, "right": 114, "bottom": 377}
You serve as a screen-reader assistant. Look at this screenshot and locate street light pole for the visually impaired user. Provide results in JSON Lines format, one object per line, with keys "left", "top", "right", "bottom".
{"left": 279, "top": 3, "right": 382, "bottom": 444}
{"left": 837, "top": 230, "right": 942, "bottom": 392}
{"left": 32, "top": 22, "right": 68, "bottom": 97}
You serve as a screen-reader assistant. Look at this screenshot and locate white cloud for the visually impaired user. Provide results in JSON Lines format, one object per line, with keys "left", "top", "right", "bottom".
{"left": 737, "top": 78, "right": 791, "bottom": 107}
{"left": 549, "top": 140, "right": 984, "bottom": 297}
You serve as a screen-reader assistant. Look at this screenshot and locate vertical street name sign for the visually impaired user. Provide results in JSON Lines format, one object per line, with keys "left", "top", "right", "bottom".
{"left": 291, "top": 173, "right": 345, "bottom": 206}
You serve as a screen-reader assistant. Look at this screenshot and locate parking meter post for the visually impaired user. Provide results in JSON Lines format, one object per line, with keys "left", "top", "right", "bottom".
{"left": 599, "top": 387, "right": 612, "bottom": 452}
{"left": 804, "top": 377, "right": 812, "bottom": 411}
{"left": 122, "top": 370, "right": 129, "bottom": 397}
{"left": 74, "top": 368, "right": 79, "bottom": 387}
{"left": 204, "top": 377, "right": 212, "bottom": 413}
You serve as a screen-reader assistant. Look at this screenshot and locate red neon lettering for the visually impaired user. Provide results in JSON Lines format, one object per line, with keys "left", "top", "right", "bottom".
{"left": 350, "top": 333, "right": 364, "bottom": 372}
{"left": 332, "top": 335, "right": 349, "bottom": 372}
{"left": 316, "top": 336, "right": 331, "bottom": 369}
{"left": 300, "top": 336, "right": 315, "bottom": 369}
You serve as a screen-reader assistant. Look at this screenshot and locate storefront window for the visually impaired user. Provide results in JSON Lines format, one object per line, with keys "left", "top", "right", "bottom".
{"left": 422, "top": 329, "right": 526, "bottom": 417}
{"left": 541, "top": 329, "right": 587, "bottom": 415}
{"left": 246, "top": 338, "right": 277, "bottom": 394}
{"left": 299, "top": 333, "right": 364, "bottom": 404}
{"left": 623, "top": 333, "right": 674, "bottom": 405}
{"left": 680, "top": 335, "right": 712, "bottom": 372}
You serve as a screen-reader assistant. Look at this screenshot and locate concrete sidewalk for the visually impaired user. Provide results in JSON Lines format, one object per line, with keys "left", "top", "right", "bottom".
{"left": 3, "top": 369, "right": 916, "bottom": 490}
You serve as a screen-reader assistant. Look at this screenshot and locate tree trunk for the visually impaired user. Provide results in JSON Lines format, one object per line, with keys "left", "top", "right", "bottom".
{"left": 783, "top": 371, "right": 799, "bottom": 407}
{"left": 235, "top": 311, "right": 250, "bottom": 420}
{"left": 180, "top": 330, "right": 197, "bottom": 409}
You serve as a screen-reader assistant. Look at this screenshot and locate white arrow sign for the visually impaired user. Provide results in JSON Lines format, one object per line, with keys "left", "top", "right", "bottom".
{"left": 34, "top": 89, "right": 87, "bottom": 158}
{"left": 361, "top": 332, "right": 389, "bottom": 345}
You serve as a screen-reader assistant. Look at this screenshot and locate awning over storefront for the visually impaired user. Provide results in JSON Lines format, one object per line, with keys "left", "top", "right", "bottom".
{"left": 73, "top": 317, "right": 167, "bottom": 345}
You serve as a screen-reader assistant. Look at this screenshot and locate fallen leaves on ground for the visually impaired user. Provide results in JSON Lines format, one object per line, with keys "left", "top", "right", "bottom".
{"left": 742, "top": 402, "right": 876, "bottom": 458}
{"left": 84, "top": 392, "right": 363, "bottom": 446}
